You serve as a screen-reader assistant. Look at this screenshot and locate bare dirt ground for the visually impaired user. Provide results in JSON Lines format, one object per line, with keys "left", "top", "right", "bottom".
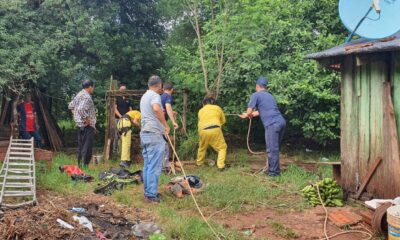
{"left": 216, "top": 206, "right": 375, "bottom": 240}
{"left": 0, "top": 190, "right": 154, "bottom": 240}
{"left": 0, "top": 190, "right": 377, "bottom": 240}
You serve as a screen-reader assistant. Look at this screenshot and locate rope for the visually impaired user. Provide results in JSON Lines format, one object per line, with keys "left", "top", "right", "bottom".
{"left": 315, "top": 184, "right": 372, "bottom": 240}
{"left": 169, "top": 128, "right": 177, "bottom": 176}
{"left": 166, "top": 134, "right": 223, "bottom": 240}
{"left": 177, "top": 114, "right": 189, "bottom": 137}
{"left": 316, "top": 184, "right": 329, "bottom": 240}
{"left": 246, "top": 118, "right": 265, "bottom": 155}
{"left": 226, "top": 114, "right": 266, "bottom": 174}
{"left": 172, "top": 127, "right": 176, "bottom": 163}
{"left": 225, "top": 114, "right": 264, "bottom": 155}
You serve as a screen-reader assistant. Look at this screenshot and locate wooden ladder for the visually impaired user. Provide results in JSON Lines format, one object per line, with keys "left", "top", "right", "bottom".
{"left": 0, "top": 137, "right": 37, "bottom": 208}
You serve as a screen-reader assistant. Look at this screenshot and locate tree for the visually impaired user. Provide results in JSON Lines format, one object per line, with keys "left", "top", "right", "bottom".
{"left": 0, "top": 0, "right": 165, "bottom": 121}
{"left": 162, "top": 0, "right": 347, "bottom": 145}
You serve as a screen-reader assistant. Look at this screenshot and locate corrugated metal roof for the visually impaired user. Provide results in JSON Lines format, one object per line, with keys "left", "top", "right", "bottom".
{"left": 306, "top": 32, "right": 400, "bottom": 60}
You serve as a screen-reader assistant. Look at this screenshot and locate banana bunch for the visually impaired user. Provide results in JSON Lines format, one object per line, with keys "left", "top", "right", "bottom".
{"left": 301, "top": 178, "right": 344, "bottom": 207}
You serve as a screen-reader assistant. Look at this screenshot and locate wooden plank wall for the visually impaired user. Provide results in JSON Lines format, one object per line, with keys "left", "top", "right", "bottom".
{"left": 341, "top": 56, "right": 359, "bottom": 194}
{"left": 390, "top": 51, "right": 400, "bottom": 198}
{"left": 357, "top": 62, "right": 370, "bottom": 194}
{"left": 382, "top": 82, "right": 400, "bottom": 198}
{"left": 341, "top": 52, "right": 400, "bottom": 198}
{"left": 366, "top": 60, "right": 384, "bottom": 196}
{"left": 394, "top": 51, "right": 400, "bottom": 147}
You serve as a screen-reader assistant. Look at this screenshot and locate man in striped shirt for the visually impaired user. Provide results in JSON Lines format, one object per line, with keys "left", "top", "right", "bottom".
{"left": 68, "top": 79, "right": 97, "bottom": 167}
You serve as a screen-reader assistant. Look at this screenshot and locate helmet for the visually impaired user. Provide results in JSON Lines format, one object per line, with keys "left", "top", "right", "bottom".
{"left": 185, "top": 175, "right": 203, "bottom": 189}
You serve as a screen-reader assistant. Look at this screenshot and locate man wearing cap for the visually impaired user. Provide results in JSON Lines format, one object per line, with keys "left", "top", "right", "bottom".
{"left": 240, "top": 77, "right": 286, "bottom": 177}
{"left": 68, "top": 79, "right": 97, "bottom": 167}
{"left": 140, "top": 75, "right": 170, "bottom": 203}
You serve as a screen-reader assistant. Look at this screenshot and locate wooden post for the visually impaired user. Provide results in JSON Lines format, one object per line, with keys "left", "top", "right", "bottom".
{"left": 0, "top": 96, "right": 9, "bottom": 126}
{"left": 104, "top": 76, "right": 113, "bottom": 163}
{"left": 182, "top": 88, "right": 188, "bottom": 134}
{"left": 105, "top": 138, "right": 111, "bottom": 163}
{"left": 104, "top": 76, "right": 118, "bottom": 163}
{"left": 12, "top": 95, "right": 18, "bottom": 127}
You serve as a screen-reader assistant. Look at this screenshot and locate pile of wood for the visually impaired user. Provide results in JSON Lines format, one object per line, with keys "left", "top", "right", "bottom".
{"left": 33, "top": 89, "right": 63, "bottom": 151}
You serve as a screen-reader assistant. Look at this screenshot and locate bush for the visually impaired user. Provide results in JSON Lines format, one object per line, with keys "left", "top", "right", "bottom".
{"left": 177, "top": 131, "right": 199, "bottom": 160}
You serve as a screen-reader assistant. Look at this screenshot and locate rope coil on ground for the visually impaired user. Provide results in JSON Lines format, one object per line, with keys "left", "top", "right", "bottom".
{"left": 315, "top": 184, "right": 372, "bottom": 240}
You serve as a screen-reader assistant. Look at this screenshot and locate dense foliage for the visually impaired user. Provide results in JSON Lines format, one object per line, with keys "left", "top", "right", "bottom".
{"left": 0, "top": 0, "right": 164, "bottom": 121}
{"left": 0, "top": 0, "right": 347, "bottom": 146}
{"left": 162, "top": 0, "right": 346, "bottom": 145}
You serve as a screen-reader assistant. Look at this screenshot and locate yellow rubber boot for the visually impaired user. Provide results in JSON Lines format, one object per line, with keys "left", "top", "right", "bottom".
{"left": 120, "top": 130, "right": 132, "bottom": 161}
{"left": 117, "top": 118, "right": 132, "bottom": 162}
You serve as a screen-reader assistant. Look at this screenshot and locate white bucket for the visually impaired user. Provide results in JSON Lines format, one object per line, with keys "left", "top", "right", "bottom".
{"left": 387, "top": 205, "right": 400, "bottom": 240}
{"left": 92, "top": 154, "right": 103, "bottom": 165}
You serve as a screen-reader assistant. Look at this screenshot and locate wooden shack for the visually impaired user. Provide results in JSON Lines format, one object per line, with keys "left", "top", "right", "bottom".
{"left": 307, "top": 33, "right": 400, "bottom": 199}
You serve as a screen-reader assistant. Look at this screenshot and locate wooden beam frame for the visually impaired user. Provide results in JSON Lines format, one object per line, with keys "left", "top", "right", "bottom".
{"left": 103, "top": 87, "right": 190, "bottom": 162}
{"left": 104, "top": 84, "right": 189, "bottom": 163}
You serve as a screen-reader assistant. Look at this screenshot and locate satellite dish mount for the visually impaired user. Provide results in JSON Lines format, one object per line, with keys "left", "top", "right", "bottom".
{"left": 346, "top": 0, "right": 381, "bottom": 42}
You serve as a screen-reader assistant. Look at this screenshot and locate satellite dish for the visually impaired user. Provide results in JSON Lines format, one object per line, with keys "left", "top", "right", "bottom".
{"left": 339, "top": 0, "right": 400, "bottom": 42}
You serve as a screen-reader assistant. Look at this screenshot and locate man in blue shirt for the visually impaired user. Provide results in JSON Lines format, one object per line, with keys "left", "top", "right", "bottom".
{"left": 240, "top": 77, "right": 286, "bottom": 176}
{"left": 160, "top": 82, "right": 179, "bottom": 172}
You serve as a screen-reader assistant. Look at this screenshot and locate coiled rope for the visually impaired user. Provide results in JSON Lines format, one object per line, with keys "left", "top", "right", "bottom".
{"left": 315, "top": 184, "right": 372, "bottom": 240}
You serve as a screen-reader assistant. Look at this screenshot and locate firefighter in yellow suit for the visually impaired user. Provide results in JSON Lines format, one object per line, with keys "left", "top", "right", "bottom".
{"left": 117, "top": 110, "right": 141, "bottom": 168}
{"left": 196, "top": 93, "right": 227, "bottom": 171}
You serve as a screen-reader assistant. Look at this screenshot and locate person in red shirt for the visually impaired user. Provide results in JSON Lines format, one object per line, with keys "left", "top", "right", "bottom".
{"left": 17, "top": 93, "right": 44, "bottom": 148}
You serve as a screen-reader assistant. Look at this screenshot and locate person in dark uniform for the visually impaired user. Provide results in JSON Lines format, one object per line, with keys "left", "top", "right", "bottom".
{"left": 160, "top": 82, "right": 179, "bottom": 172}
{"left": 114, "top": 83, "right": 132, "bottom": 153}
{"left": 240, "top": 77, "right": 286, "bottom": 177}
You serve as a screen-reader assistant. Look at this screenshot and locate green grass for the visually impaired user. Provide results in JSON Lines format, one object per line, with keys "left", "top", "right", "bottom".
{"left": 37, "top": 154, "right": 94, "bottom": 195}
{"left": 36, "top": 149, "right": 334, "bottom": 239}
{"left": 157, "top": 207, "right": 243, "bottom": 240}
{"left": 267, "top": 220, "right": 299, "bottom": 239}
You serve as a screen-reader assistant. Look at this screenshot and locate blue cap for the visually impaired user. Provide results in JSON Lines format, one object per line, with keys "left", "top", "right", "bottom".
{"left": 256, "top": 76, "right": 268, "bottom": 87}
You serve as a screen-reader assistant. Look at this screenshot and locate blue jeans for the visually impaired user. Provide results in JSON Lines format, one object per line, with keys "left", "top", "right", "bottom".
{"left": 20, "top": 130, "right": 44, "bottom": 148}
{"left": 163, "top": 142, "right": 170, "bottom": 170}
{"left": 265, "top": 120, "right": 286, "bottom": 176}
{"left": 141, "top": 132, "right": 165, "bottom": 198}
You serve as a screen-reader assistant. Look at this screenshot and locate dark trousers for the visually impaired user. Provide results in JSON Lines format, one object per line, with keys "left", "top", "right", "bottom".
{"left": 265, "top": 119, "right": 286, "bottom": 176}
{"left": 20, "top": 130, "right": 44, "bottom": 148}
{"left": 77, "top": 126, "right": 94, "bottom": 167}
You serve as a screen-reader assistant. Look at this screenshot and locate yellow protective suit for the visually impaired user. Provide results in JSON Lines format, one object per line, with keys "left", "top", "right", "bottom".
{"left": 196, "top": 104, "right": 227, "bottom": 169}
{"left": 117, "top": 110, "right": 141, "bottom": 162}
